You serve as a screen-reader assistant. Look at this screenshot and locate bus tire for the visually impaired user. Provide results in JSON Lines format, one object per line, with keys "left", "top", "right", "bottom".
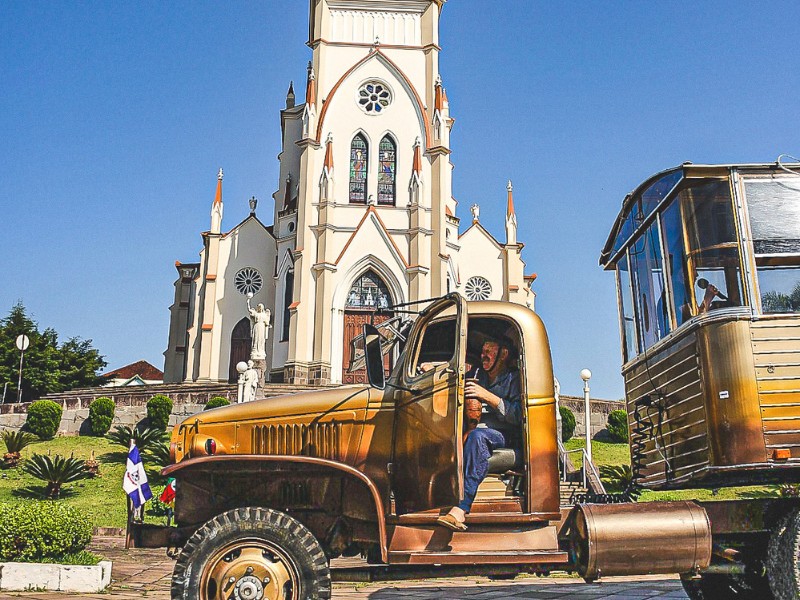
{"left": 767, "top": 508, "right": 800, "bottom": 600}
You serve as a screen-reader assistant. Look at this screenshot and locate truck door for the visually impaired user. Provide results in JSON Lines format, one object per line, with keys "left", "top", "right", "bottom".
{"left": 390, "top": 294, "right": 467, "bottom": 514}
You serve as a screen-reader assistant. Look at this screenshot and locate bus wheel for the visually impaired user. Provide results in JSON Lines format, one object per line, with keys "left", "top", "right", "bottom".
{"left": 681, "top": 570, "right": 773, "bottom": 600}
{"left": 767, "top": 508, "right": 800, "bottom": 600}
{"left": 171, "top": 507, "right": 331, "bottom": 600}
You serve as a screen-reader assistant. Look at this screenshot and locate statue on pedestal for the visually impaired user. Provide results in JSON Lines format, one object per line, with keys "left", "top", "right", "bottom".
{"left": 238, "top": 360, "right": 259, "bottom": 403}
{"left": 246, "top": 294, "right": 271, "bottom": 361}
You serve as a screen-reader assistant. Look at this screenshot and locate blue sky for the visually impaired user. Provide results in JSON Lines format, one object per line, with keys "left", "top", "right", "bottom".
{"left": 2, "top": 1, "right": 798, "bottom": 399}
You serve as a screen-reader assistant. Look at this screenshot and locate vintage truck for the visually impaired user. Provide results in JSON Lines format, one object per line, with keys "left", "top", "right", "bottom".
{"left": 132, "top": 286, "right": 800, "bottom": 599}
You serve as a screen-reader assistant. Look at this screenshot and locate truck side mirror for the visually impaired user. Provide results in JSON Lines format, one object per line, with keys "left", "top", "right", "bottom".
{"left": 363, "top": 324, "right": 386, "bottom": 390}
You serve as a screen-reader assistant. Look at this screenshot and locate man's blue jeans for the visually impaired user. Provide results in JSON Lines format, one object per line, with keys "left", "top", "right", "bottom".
{"left": 458, "top": 427, "right": 506, "bottom": 512}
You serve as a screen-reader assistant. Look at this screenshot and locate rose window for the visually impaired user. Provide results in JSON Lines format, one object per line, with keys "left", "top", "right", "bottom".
{"left": 465, "top": 276, "right": 492, "bottom": 301}
{"left": 357, "top": 82, "right": 392, "bottom": 114}
{"left": 234, "top": 267, "right": 263, "bottom": 295}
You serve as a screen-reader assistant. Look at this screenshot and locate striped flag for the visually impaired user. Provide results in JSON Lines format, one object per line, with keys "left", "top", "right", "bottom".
{"left": 123, "top": 440, "right": 152, "bottom": 509}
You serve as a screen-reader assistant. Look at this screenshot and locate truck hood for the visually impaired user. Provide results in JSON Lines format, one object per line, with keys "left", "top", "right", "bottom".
{"left": 184, "top": 384, "right": 381, "bottom": 427}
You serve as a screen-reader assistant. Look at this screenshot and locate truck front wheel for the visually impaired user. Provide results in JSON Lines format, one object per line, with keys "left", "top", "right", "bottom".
{"left": 171, "top": 507, "right": 331, "bottom": 600}
{"left": 767, "top": 508, "right": 800, "bottom": 600}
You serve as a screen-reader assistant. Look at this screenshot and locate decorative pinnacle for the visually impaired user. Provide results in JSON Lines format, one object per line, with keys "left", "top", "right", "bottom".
{"left": 326, "top": 132, "right": 333, "bottom": 144}
{"left": 507, "top": 180, "right": 513, "bottom": 192}
{"left": 374, "top": 35, "right": 381, "bottom": 47}
{"left": 217, "top": 168, "right": 224, "bottom": 181}
{"left": 435, "top": 74, "right": 442, "bottom": 87}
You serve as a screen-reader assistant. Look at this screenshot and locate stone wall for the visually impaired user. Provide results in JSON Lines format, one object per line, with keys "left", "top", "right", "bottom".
{"left": 559, "top": 395, "right": 624, "bottom": 438}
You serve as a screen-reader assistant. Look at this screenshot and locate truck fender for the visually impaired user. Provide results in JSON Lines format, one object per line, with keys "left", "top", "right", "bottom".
{"left": 163, "top": 454, "right": 389, "bottom": 562}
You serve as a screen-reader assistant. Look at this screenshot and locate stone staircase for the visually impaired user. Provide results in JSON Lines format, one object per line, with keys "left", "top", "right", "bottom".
{"left": 559, "top": 481, "right": 588, "bottom": 506}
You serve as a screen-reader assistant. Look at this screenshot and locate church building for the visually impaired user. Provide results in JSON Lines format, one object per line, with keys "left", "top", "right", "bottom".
{"left": 163, "top": 0, "right": 535, "bottom": 386}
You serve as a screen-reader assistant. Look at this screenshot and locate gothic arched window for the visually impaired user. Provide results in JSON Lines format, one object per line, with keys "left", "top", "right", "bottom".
{"left": 349, "top": 134, "right": 368, "bottom": 204}
{"left": 377, "top": 135, "right": 396, "bottom": 205}
{"left": 346, "top": 270, "right": 392, "bottom": 311}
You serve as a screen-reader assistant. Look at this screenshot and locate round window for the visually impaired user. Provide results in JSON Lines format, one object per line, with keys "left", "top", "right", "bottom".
{"left": 465, "top": 276, "right": 492, "bottom": 301}
{"left": 288, "top": 221, "right": 295, "bottom": 233}
{"left": 357, "top": 81, "right": 392, "bottom": 114}
{"left": 234, "top": 267, "right": 263, "bottom": 296}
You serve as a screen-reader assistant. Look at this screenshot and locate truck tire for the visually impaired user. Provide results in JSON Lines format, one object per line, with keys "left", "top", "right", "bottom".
{"left": 680, "top": 572, "right": 772, "bottom": 600}
{"left": 767, "top": 508, "right": 800, "bottom": 600}
{"left": 171, "top": 506, "right": 331, "bottom": 600}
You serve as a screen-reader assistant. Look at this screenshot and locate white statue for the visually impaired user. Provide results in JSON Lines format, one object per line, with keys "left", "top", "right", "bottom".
{"left": 471, "top": 204, "right": 480, "bottom": 222}
{"left": 239, "top": 360, "right": 259, "bottom": 403}
{"left": 365, "top": 289, "right": 374, "bottom": 306}
{"left": 246, "top": 295, "right": 271, "bottom": 360}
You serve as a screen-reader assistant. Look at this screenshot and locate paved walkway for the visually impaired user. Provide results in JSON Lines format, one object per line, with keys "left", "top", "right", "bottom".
{"left": 1, "top": 537, "right": 689, "bottom": 599}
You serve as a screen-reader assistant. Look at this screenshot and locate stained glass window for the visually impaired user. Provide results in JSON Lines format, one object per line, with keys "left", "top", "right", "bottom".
{"left": 377, "top": 136, "right": 396, "bottom": 206}
{"left": 349, "top": 134, "right": 368, "bottom": 204}
{"left": 357, "top": 81, "right": 392, "bottom": 114}
{"left": 346, "top": 270, "right": 392, "bottom": 310}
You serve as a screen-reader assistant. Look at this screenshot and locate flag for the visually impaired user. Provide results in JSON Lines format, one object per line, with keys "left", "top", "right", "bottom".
{"left": 159, "top": 478, "right": 176, "bottom": 506}
{"left": 123, "top": 440, "right": 152, "bottom": 509}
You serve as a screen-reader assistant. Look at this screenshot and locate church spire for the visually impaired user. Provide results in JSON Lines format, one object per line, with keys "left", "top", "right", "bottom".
{"left": 210, "top": 168, "right": 223, "bottom": 234}
{"left": 305, "top": 62, "right": 316, "bottom": 107}
{"left": 409, "top": 137, "right": 423, "bottom": 205}
{"left": 286, "top": 81, "right": 295, "bottom": 109}
{"left": 505, "top": 180, "right": 517, "bottom": 245}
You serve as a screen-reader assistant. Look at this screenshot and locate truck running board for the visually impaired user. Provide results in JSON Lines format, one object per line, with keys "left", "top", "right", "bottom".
{"left": 387, "top": 549, "right": 569, "bottom": 566}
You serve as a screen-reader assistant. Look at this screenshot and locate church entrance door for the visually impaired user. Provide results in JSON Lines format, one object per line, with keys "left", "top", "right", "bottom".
{"left": 342, "top": 271, "right": 394, "bottom": 385}
{"left": 228, "top": 318, "right": 251, "bottom": 383}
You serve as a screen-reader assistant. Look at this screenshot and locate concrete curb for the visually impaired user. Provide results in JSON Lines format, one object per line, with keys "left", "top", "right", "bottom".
{"left": 0, "top": 560, "right": 112, "bottom": 592}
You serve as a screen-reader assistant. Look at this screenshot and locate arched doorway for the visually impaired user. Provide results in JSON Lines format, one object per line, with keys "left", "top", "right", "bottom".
{"left": 342, "top": 270, "right": 394, "bottom": 384}
{"left": 228, "top": 318, "right": 251, "bottom": 383}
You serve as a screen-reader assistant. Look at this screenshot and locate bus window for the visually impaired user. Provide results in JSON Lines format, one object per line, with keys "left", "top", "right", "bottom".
{"left": 629, "top": 221, "right": 668, "bottom": 350}
{"left": 617, "top": 253, "right": 639, "bottom": 361}
{"left": 680, "top": 180, "right": 744, "bottom": 313}
{"left": 745, "top": 178, "right": 800, "bottom": 314}
{"left": 661, "top": 198, "right": 692, "bottom": 326}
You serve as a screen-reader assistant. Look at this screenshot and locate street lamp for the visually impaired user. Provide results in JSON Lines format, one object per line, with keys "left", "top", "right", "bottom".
{"left": 580, "top": 368, "right": 592, "bottom": 463}
{"left": 16, "top": 335, "right": 30, "bottom": 403}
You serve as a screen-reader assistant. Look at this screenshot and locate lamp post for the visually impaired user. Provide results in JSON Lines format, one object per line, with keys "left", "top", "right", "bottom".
{"left": 15, "top": 335, "right": 30, "bottom": 403}
{"left": 580, "top": 368, "right": 592, "bottom": 464}
{"left": 236, "top": 361, "right": 248, "bottom": 403}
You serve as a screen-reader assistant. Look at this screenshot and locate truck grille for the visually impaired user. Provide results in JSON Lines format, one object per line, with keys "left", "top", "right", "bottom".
{"left": 251, "top": 423, "right": 341, "bottom": 461}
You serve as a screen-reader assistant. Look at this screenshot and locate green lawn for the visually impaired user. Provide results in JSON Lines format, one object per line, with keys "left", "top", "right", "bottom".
{"left": 563, "top": 436, "right": 783, "bottom": 502}
{"left": 0, "top": 436, "right": 171, "bottom": 529}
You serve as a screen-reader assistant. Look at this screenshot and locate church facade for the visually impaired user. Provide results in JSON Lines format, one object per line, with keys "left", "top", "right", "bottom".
{"left": 163, "top": 0, "right": 535, "bottom": 386}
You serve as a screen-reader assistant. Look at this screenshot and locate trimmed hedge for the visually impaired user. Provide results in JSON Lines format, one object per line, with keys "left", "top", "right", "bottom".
{"left": 0, "top": 502, "right": 92, "bottom": 562}
{"left": 204, "top": 396, "right": 230, "bottom": 411}
{"left": 559, "top": 406, "right": 576, "bottom": 442}
{"left": 26, "top": 400, "right": 63, "bottom": 440}
{"left": 88, "top": 397, "right": 115, "bottom": 436}
{"left": 607, "top": 409, "right": 629, "bottom": 443}
{"left": 146, "top": 395, "right": 173, "bottom": 431}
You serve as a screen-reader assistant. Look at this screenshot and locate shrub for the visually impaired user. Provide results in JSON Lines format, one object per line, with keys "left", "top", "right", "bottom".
{"left": 25, "top": 400, "right": 63, "bottom": 440}
{"left": 559, "top": 406, "right": 576, "bottom": 442}
{"left": 88, "top": 396, "right": 115, "bottom": 436}
{"left": 0, "top": 502, "right": 92, "bottom": 562}
{"left": 599, "top": 464, "right": 641, "bottom": 499}
{"left": 607, "top": 409, "right": 629, "bottom": 443}
{"left": 146, "top": 395, "right": 173, "bottom": 430}
{"left": 204, "top": 396, "right": 230, "bottom": 410}
{"left": 22, "top": 454, "right": 88, "bottom": 499}
{"left": 107, "top": 425, "right": 167, "bottom": 454}
{"left": 2, "top": 430, "right": 37, "bottom": 468}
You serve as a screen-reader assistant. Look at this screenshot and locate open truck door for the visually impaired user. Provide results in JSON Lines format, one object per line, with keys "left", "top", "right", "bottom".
{"left": 389, "top": 294, "right": 467, "bottom": 514}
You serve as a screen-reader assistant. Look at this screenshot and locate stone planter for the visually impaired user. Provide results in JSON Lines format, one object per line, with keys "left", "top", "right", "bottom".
{"left": 0, "top": 560, "right": 112, "bottom": 592}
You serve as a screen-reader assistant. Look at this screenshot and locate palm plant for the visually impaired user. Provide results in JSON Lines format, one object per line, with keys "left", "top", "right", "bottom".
{"left": 145, "top": 442, "right": 172, "bottom": 469}
{"left": 599, "top": 464, "right": 642, "bottom": 499}
{"left": 22, "top": 453, "right": 88, "bottom": 499}
{"left": 2, "top": 430, "right": 37, "bottom": 468}
{"left": 107, "top": 425, "right": 168, "bottom": 453}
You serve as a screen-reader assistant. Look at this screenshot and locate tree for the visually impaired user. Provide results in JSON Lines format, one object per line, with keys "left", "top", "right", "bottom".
{"left": 0, "top": 302, "right": 106, "bottom": 402}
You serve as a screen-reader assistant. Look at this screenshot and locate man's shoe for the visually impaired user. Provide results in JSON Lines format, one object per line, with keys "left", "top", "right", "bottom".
{"left": 436, "top": 513, "right": 467, "bottom": 532}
